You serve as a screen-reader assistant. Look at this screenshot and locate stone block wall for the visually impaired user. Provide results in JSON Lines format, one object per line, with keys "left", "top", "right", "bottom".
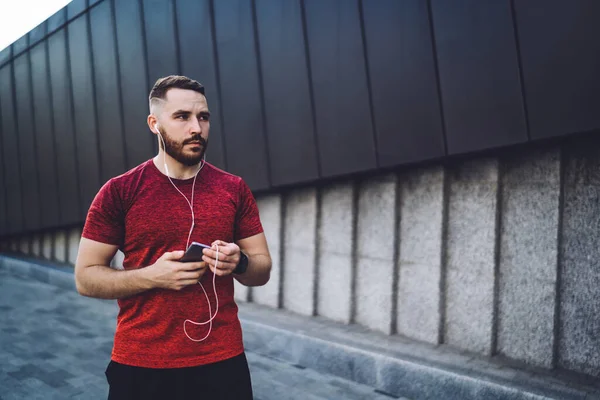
{"left": 2, "top": 137, "right": 600, "bottom": 378}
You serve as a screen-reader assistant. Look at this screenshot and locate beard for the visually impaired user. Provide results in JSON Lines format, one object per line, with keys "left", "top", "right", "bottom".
{"left": 158, "top": 126, "right": 208, "bottom": 167}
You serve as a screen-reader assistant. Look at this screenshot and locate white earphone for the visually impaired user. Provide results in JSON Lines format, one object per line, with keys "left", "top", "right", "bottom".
{"left": 154, "top": 122, "right": 218, "bottom": 342}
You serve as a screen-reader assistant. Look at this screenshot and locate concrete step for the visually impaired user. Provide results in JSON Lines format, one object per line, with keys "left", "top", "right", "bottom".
{"left": 239, "top": 303, "right": 600, "bottom": 400}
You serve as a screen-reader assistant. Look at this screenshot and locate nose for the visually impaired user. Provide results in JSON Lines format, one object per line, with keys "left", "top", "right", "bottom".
{"left": 189, "top": 117, "right": 202, "bottom": 135}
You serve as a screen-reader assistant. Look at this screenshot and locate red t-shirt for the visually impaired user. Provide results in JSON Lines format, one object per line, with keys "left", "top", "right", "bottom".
{"left": 82, "top": 159, "right": 263, "bottom": 368}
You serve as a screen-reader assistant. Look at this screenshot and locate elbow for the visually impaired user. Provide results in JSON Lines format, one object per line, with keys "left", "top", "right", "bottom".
{"left": 74, "top": 269, "right": 91, "bottom": 297}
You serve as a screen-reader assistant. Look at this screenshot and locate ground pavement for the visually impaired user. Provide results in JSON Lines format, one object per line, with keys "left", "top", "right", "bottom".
{"left": 0, "top": 268, "right": 407, "bottom": 400}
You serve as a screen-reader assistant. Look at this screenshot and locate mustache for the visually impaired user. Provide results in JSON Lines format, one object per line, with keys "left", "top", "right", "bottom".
{"left": 182, "top": 135, "right": 208, "bottom": 146}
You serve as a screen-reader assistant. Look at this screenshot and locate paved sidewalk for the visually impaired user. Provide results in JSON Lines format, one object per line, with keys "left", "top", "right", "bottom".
{"left": 0, "top": 268, "right": 406, "bottom": 399}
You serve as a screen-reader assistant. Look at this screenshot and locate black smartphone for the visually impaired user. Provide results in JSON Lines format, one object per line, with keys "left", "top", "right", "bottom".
{"left": 180, "top": 242, "right": 211, "bottom": 262}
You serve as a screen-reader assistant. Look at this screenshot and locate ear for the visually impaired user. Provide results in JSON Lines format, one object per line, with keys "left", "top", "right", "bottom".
{"left": 147, "top": 114, "right": 159, "bottom": 134}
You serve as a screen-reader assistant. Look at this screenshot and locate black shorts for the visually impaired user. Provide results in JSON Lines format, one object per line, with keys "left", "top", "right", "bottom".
{"left": 105, "top": 352, "right": 253, "bottom": 400}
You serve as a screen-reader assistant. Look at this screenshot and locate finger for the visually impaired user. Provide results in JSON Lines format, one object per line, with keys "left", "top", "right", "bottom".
{"left": 208, "top": 263, "right": 231, "bottom": 276}
{"left": 202, "top": 249, "right": 233, "bottom": 262}
{"left": 178, "top": 261, "right": 207, "bottom": 271}
{"left": 203, "top": 255, "right": 236, "bottom": 270}
{"left": 164, "top": 250, "right": 185, "bottom": 260}
{"left": 180, "top": 279, "right": 202, "bottom": 287}
{"left": 179, "top": 271, "right": 205, "bottom": 281}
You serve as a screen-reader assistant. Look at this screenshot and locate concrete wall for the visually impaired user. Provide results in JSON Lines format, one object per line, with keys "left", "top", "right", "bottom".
{"left": 3, "top": 138, "right": 600, "bottom": 379}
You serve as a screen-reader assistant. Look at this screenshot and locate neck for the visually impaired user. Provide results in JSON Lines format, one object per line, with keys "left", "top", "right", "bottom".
{"left": 153, "top": 151, "right": 202, "bottom": 180}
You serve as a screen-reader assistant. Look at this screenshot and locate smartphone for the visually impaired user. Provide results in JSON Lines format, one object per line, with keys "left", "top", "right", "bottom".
{"left": 180, "top": 242, "right": 211, "bottom": 262}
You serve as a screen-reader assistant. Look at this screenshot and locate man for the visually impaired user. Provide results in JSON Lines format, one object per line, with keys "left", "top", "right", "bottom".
{"left": 75, "top": 75, "right": 271, "bottom": 399}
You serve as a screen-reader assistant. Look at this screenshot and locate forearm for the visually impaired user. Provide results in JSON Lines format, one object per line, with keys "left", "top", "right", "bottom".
{"left": 75, "top": 265, "right": 154, "bottom": 300}
{"left": 234, "top": 253, "right": 271, "bottom": 287}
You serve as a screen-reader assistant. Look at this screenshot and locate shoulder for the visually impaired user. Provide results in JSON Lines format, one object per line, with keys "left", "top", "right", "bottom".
{"left": 203, "top": 162, "right": 246, "bottom": 190}
{"left": 109, "top": 159, "right": 154, "bottom": 189}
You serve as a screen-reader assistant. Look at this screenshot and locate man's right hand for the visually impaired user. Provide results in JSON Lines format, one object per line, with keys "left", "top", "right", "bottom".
{"left": 146, "top": 251, "right": 208, "bottom": 291}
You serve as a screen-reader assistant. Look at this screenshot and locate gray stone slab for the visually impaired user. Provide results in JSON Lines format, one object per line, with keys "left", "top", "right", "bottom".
{"left": 283, "top": 188, "right": 317, "bottom": 316}
{"left": 253, "top": 194, "right": 282, "bottom": 308}
{"left": 67, "top": 227, "right": 81, "bottom": 265}
{"left": 18, "top": 237, "right": 29, "bottom": 255}
{"left": 559, "top": 137, "right": 600, "bottom": 376}
{"left": 42, "top": 233, "right": 53, "bottom": 260}
{"left": 356, "top": 174, "right": 397, "bottom": 334}
{"left": 239, "top": 302, "right": 594, "bottom": 400}
{"left": 498, "top": 147, "right": 560, "bottom": 368}
{"left": 445, "top": 158, "right": 498, "bottom": 355}
{"left": 397, "top": 166, "right": 444, "bottom": 344}
{"left": 54, "top": 230, "right": 67, "bottom": 263}
{"left": 318, "top": 182, "right": 354, "bottom": 323}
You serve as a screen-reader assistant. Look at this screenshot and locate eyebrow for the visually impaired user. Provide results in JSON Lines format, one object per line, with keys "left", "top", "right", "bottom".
{"left": 171, "top": 110, "right": 211, "bottom": 117}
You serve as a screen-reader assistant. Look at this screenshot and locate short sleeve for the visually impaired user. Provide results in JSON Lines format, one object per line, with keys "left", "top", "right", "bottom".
{"left": 82, "top": 178, "right": 125, "bottom": 247}
{"left": 234, "top": 178, "right": 264, "bottom": 241}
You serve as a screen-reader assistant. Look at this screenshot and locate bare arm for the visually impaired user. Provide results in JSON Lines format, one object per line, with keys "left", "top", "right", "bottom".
{"left": 202, "top": 233, "right": 272, "bottom": 287}
{"left": 75, "top": 238, "right": 208, "bottom": 299}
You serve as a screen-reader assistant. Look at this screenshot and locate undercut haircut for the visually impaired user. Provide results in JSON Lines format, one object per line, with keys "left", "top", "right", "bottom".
{"left": 149, "top": 75, "right": 205, "bottom": 111}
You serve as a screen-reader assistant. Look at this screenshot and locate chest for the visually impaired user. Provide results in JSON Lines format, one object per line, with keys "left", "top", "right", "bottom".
{"left": 123, "top": 181, "right": 238, "bottom": 251}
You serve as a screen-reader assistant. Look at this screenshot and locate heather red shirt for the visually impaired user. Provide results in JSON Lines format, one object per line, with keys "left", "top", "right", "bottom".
{"left": 82, "top": 159, "right": 263, "bottom": 368}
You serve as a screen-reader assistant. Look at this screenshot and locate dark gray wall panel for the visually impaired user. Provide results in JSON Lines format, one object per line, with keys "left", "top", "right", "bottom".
{"left": 90, "top": 1, "right": 127, "bottom": 182}
{"left": 13, "top": 53, "right": 42, "bottom": 231}
{"left": 175, "top": 0, "right": 226, "bottom": 171}
{"left": 12, "top": 36, "right": 29, "bottom": 56}
{"left": 48, "top": 30, "right": 81, "bottom": 225}
{"left": 68, "top": 0, "right": 88, "bottom": 19}
{"left": 142, "top": 0, "right": 179, "bottom": 87}
{"left": 30, "top": 42, "right": 60, "bottom": 229}
{"left": 114, "top": 0, "right": 154, "bottom": 169}
{"left": 0, "top": 47, "right": 11, "bottom": 66}
{"left": 0, "top": 108, "right": 7, "bottom": 236}
{"left": 29, "top": 22, "right": 47, "bottom": 47}
{"left": 213, "top": 0, "right": 270, "bottom": 190}
{"left": 515, "top": 0, "right": 600, "bottom": 140}
{"left": 304, "top": 0, "right": 377, "bottom": 177}
{"left": 362, "top": 0, "right": 445, "bottom": 166}
{"left": 255, "top": 0, "right": 319, "bottom": 186}
{"left": 48, "top": 7, "right": 67, "bottom": 33}
{"left": 0, "top": 65, "right": 24, "bottom": 234}
{"left": 431, "top": 0, "right": 527, "bottom": 155}
{"left": 68, "top": 15, "right": 101, "bottom": 217}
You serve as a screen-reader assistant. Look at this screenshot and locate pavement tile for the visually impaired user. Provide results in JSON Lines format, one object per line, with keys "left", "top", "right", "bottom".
{"left": 1, "top": 266, "right": 408, "bottom": 400}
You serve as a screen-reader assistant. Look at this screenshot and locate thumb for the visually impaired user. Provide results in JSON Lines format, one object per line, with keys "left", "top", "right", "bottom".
{"left": 211, "top": 240, "right": 229, "bottom": 248}
{"left": 165, "top": 250, "right": 185, "bottom": 260}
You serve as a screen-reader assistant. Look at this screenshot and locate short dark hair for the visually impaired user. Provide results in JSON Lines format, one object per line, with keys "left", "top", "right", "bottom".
{"left": 149, "top": 75, "right": 205, "bottom": 108}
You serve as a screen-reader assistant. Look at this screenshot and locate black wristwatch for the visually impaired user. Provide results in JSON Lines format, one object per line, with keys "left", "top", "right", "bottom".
{"left": 233, "top": 251, "right": 249, "bottom": 275}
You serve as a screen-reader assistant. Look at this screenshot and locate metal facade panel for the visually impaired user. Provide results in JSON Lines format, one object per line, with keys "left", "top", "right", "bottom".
{"left": 68, "top": 15, "right": 101, "bottom": 217}
{"left": 142, "top": 0, "right": 180, "bottom": 87}
{"left": 175, "top": 0, "right": 226, "bottom": 170}
{"left": 90, "top": 1, "right": 127, "bottom": 182}
{"left": 213, "top": 0, "right": 270, "bottom": 190}
{"left": 431, "top": 0, "right": 528, "bottom": 154}
{"left": 0, "top": 64, "right": 24, "bottom": 234}
{"left": 48, "top": 29, "right": 82, "bottom": 225}
{"left": 255, "top": 0, "right": 320, "bottom": 186}
{"left": 303, "top": 0, "right": 377, "bottom": 178}
{"left": 30, "top": 42, "right": 61, "bottom": 229}
{"left": 13, "top": 53, "right": 42, "bottom": 231}
{"left": 114, "top": 0, "right": 154, "bottom": 169}
{"left": 515, "top": 0, "right": 600, "bottom": 139}
{"left": 362, "top": 0, "right": 445, "bottom": 166}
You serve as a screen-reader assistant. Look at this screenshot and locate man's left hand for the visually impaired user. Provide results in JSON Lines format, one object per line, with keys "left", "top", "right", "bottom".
{"left": 202, "top": 240, "right": 241, "bottom": 276}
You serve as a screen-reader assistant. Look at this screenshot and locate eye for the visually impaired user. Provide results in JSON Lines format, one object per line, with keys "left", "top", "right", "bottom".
{"left": 199, "top": 114, "right": 210, "bottom": 121}
{"left": 176, "top": 115, "right": 187, "bottom": 120}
